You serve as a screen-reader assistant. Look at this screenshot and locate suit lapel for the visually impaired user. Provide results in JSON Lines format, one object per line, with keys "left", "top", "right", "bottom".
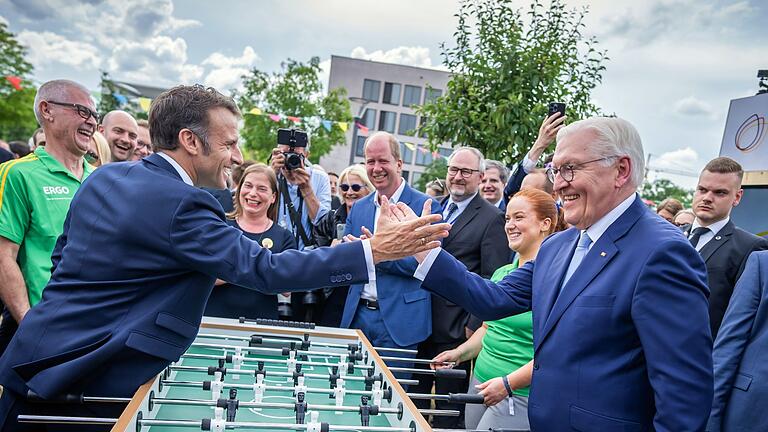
{"left": 699, "top": 221, "right": 734, "bottom": 262}
{"left": 536, "top": 228, "right": 580, "bottom": 335}
{"left": 443, "top": 194, "right": 482, "bottom": 248}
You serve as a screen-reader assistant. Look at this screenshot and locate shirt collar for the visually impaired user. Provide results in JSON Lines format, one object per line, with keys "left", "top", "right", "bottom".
{"left": 34, "top": 146, "right": 94, "bottom": 181}
{"left": 157, "top": 152, "right": 194, "bottom": 186}
{"left": 446, "top": 192, "right": 478, "bottom": 214}
{"left": 584, "top": 193, "right": 637, "bottom": 247}
{"left": 374, "top": 177, "right": 406, "bottom": 207}
{"left": 691, "top": 216, "right": 729, "bottom": 236}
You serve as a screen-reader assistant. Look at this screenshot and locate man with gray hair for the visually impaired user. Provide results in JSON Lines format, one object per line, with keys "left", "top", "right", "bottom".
{"left": 99, "top": 110, "right": 138, "bottom": 162}
{"left": 481, "top": 159, "right": 508, "bottom": 210}
{"left": 408, "top": 117, "right": 713, "bottom": 430}
{"left": 0, "top": 79, "right": 97, "bottom": 353}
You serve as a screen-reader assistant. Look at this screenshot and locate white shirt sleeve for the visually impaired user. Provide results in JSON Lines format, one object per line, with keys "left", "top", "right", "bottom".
{"left": 413, "top": 248, "right": 442, "bottom": 281}
{"left": 522, "top": 152, "right": 538, "bottom": 173}
{"left": 361, "top": 239, "right": 376, "bottom": 282}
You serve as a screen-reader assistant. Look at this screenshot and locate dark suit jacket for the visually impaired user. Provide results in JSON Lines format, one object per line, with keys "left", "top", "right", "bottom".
{"left": 432, "top": 193, "right": 508, "bottom": 343}
{"left": 684, "top": 221, "right": 768, "bottom": 337}
{"left": 422, "top": 196, "right": 713, "bottom": 431}
{"left": 708, "top": 251, "right": 768, "bottom": 432}
{"left": 501, "top": 159, "right": 528, "bottom": 208}
{"left": 0, "top": 154, "right": 369, "bottom": 399}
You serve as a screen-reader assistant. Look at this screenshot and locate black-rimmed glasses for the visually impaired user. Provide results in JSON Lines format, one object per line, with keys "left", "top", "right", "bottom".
{"left": 447, "top": 166, "right": 480, "bottom": 178}
{"left": 46, "top": 101, "right": 101, "bottom": 123}
{"left": 546, "top": 156, "right": 616, "bottom": 183}
{"left": 340, "top": 183, "right": 365, "bottom": 192}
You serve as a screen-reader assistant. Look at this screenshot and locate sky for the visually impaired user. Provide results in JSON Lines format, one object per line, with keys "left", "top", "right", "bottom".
{"left": 1, "top": 0, "right": 765, "bottom": 188}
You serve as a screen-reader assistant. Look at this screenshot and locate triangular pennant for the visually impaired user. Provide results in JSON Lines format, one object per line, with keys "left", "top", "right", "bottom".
{"left": 404, "top": 142, "right": 416, "bottom": 151}
{"left": 138, "top": 97, "right": 151, "bottom": 112}
{"left": 321, "top": 120, "right": 332, "bottom": 131}
{"left": 338, "top": 122, "right": 348, "bottom": 132}
{"left": 287, "top": 116, "right": 301, "bottom": 123}
{"left": 5, "top": 76, "right": 22, "bottom": 90}
{"left": 269, "top": 114, "right": 282, "bottom": 122}
{"left": 113, "top": 93, "right": 127, "bottom": 105}
{"left": 355, "top": 122, "right": 369, "bottom": 135}
{"left": 250, "top": 107, "right": 263, "bottom": 116}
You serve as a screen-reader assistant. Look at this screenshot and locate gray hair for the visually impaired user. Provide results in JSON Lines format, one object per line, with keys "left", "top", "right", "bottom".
{"left": 447, "top": 146, "right": 486, "bottom": 172}
{"left": 484, "top": 159, "right": 509, "bottom": 183}
{"left": 33, "top": 80, "right": 91, "bottom": 125}
{"left": 556, "top": 117, "right": 645, "bottom": 188}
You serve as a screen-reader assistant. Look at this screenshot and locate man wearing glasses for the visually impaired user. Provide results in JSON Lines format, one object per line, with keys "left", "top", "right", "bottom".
{"left": 408, "top": 117, "right": 713, "bottom": 431}
{"left": 0, "top": 79, "right": 97, "bottom": 354}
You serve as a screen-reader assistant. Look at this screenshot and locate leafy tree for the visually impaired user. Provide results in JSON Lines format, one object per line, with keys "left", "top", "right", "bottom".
{"left": 0, "top": 22, "right": 38, "bottom": 141}
{"left": 234, "top": 57, "right": 352, "bottom": 163}
{"left": 414, "top": 157, "right": 448, "bottom": 192}
{"left": 417, "top": 0, "right": 607, "bottom": 163}
{"left": 97, "top": 71, "right": 147, "bottom": 120}
{"left": 641, "top": 178, "right": 694, "bottom": 208}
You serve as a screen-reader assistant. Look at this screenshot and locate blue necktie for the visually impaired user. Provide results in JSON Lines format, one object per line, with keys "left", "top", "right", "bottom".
{"left": 444, "top": 203, "right": 458, "bottom": 223}
{"left": 561, "top": 231, "right": 593, "bottom": 292}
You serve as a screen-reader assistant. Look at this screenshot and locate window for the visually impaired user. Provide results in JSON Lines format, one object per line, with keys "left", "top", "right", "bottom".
{"left": 398, "top": 114, "right": 417, "bottom": 136}
{"left": 400, "top": 142, "right": 414, "bottom": 165}
{"left": 402, "top": 170, "right": 411, "bottom": 183}
{"left": 424, "top": 88, "right": 443, "bottom": 104}
{"left": 379, "top": 111, "right": 396, "bottom": 133}
{"left": 383, "top": 82, "right": 401, "bottom": 105}
{"left": 415, "top": 145, "right": 434, "bottom": 166}
{"left": 355, "top": 135, "right": 367, "bottom": 157}
{"left": 363, "top": 79, "right": 381, "bottom": 102}
{"left": 361, "top": 108, "right": 377, "bottom": 129}
{"left": 403, "top": 85, "right": 422, "bottom": 107}
{"left": 418, "top": 117, "right": 429, "bottom": 138}
{"left": 438, "top": 147, "right": 453, "bottom": 159}
{"left": 410, "top": 171, "right": 421, "bottom": 186}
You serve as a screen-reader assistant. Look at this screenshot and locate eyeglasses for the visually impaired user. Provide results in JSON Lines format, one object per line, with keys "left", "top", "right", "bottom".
{"left": 447, "top": 166, "right": 480, "bottom": 178}
{"left": 340, "top": 183, "right": 365, "bottom": 192}
{"left": 546, "top": 156, "right": 616, "bottom": 183}
{"left": 46, "top": 101, "right": 101, "bottom": 123}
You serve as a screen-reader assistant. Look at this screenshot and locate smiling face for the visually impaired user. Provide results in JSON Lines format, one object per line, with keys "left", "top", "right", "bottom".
{"left": 193, "top": 107, "right": 243, "bottom": 189}
{"left": 100, "top": 111, "right": 139, "bottom": 162}
{"left": 239, "top": 171, "right": 276, "bottom": 220}
{"left": 446, "top": 150, "right": 482, "bottom": 202}
{"left": 132, "top": 125, "right": 152, "bottom": 160}
{"left": 692, "top": 170, "right": 742, "bottom": 226}
{"left": 43, "top": 87, "right": 97, "bottom": 157}
{"left": 481, "top": 167, "right": 503, "bottom": 203}
{"left": 340, "top": 173, "right": 370, "bottom": 209}
{"left": 505, "top": 196, "right": 551, "bottom": 255}
{"left": 365, "top": 135, "right": 402, "bottom": 197}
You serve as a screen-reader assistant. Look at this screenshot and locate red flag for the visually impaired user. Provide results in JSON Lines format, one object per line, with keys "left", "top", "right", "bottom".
{"left": 269, "top": 114, "right": 281, "bottom": 122}
{"left": 286, "top": 116, "right": 301, "bottom": 123}
{"left": 5, "top": 76, "right": 22, "bottom": 90}
{"left": 356, "top": 122, "right": 369, "bottom": 135}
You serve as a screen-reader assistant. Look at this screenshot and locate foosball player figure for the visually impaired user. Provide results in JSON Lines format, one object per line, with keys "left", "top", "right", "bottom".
{"left": 216, "top": 388, "right": 239, "bottom": 422}
{"left": 295, "top": 391, "right": 308, "bottom": 424}
{"left": 359, "top": 395, "right": 372, "bottom": 426}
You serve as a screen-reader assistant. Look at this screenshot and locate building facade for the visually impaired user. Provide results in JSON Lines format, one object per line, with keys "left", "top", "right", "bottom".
{"left": 319, "top": 55, "right": 452, "bottom": 186}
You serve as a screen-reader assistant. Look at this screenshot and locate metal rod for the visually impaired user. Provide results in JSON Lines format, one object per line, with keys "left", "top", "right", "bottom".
{"left": 18, "top": 415, "right": 117, "bottom": 425}
{"left": 162, "top": 379, "right": 377, "bottom": 397}
{"left": 191, "top": 342, "right": 358, "bottom": 361}
{"left": 380, "top": 356, "right": 453, "bottom": 366}
{"left": 406, "top": 393, "right": 450, "bottom": 401}
{"left": 372, "top": 346, "right": 418, "bottom": 354}
{"left": 388, "top": 367, "right": 437, "bottom": 375}
{"left": 418, "top": 409, "right": 460, "bottom": 417}
{"left": 183, "top": 352, "right": 374, "bottom": 371}
{"left": 82, "top": 396, "right": 131, "bottom": 403}
{"left": 142, "top": 418, "right": 412, "bottom": 432}
{"left": 396, "top": 378, "right": 419, "bottom": 386}
{"left": 150, "top": 397, "right": 401, "bottom": 414}
{"left": 170, "top": 365, "right": 376, "bottom": 384}
{"left": 198, "top": 332, "right": 361, "bottom": 352}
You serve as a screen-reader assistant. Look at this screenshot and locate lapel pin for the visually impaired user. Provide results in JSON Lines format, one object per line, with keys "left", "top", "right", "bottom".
{"left": 600, "top": 252, "right": 607, "bottom": 257}
{"left": 715, "top": 236, "right": 722, "bottom": 240}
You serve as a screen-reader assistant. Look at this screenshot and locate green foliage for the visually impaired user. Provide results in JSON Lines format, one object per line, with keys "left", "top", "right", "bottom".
{"left": 416, "top": 0, "right": 607, "bottom": 163}
{"left": 234, "top": 57, "right": 352, "bottom": 163}
{"left": 414, "top": 157, "right": 448, "bottom": 192}
{"left": 98, "top": 71, "right": 147, "bottom": 120}
{"left": 0, "top": 22, "right": 38, "bottom": 141}
{"left": 641, "top": 178, "right": 694, "bottom": 208}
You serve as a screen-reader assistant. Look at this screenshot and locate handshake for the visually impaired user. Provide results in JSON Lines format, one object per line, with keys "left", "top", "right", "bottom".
{"left": 349, "top": 197, "right": 450, "bottom": 263}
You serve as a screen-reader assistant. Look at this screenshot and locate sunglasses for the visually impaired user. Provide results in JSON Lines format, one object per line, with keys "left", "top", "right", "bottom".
{"left": 340, "top": 183, "right": 365, "bottom": 192}
{"left": 46, "top": 101, "right": 101, "bottom": 123}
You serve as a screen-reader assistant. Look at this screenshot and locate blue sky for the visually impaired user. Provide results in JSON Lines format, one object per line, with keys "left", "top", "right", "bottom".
{"left": 2, "top": 0, "right": 765, "bottom": 188}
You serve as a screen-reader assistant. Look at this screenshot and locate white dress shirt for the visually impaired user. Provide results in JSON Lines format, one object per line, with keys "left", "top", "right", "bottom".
{"left": 689, "top": 217, "right": 730, "bottom": 252}
{"left": 442, "top": 192, "right": 477, "bottom": 224}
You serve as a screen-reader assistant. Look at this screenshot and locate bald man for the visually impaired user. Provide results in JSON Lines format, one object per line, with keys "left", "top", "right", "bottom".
{"left": 99, "top": 110, "right": 139, "bottom": 162}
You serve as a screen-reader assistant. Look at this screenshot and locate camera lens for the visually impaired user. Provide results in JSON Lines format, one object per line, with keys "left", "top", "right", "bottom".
{"left": 284, "top": 153, "right": 302, "bottom": 170}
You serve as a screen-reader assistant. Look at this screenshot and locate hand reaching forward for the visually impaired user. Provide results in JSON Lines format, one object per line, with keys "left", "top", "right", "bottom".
{"left": 370, "top": 197, "right": 449, "bottom": 263}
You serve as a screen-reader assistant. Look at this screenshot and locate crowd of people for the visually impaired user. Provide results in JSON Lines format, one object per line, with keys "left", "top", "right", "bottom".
{"left": 0, "top": 78, "right": 766, "bottom": 431}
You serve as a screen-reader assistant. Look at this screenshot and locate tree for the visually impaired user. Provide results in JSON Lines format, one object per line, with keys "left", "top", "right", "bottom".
{"left": 641, "top": 178, "right": 694, "bottom": 208}
{"left": 0, "top": 22, "right": 38, "bottom": 141}
{"left": 413, "top": 157, "right": 448, "bottom": 192}
{"left": 234, "top": 57, "right": 352, "bottom": 163}
{"left": 97, "top": 71, "right": 147, "bottom": 120}
{"left": 416, "top": 0, "right": 607, "bottom": 163}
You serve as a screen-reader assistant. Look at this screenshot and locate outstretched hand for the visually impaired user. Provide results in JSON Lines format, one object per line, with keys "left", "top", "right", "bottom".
{"left": 370, "top": 197, "right": 449, "bottom": 263}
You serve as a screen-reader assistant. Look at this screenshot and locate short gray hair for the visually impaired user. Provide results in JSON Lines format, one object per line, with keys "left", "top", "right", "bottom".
{"left": 556, "top": 117, "right": 645, "bottom": 188}
{"left": 447, "top": 146, "right": 486, "bottom": 172}
{"left": 34, "top": 79, "right": 92, "bottom": 125}
{"left": 484, "top": 159, "right": 509, "bottom": 183}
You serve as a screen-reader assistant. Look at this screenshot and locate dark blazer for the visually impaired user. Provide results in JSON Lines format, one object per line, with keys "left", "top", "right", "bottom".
{"left": 708, "top": 251, "right": 768, "bottom": 432}
{"left": 501, "top": 159, "right": 528, "bottom": 208}
{"left": 0, "top": 154, "right": 369, "bottom": 400}
{"left": 340, "top": 184, "right": 442, "bottom": 346}
{"left": 684, "top": 221, "right": 768, "bottom": 337}
{"left": 432, "top": 193, "right": 508, "bottom": 343}
{"left": 422, "top": 196, "right": 713, "bottom": 431}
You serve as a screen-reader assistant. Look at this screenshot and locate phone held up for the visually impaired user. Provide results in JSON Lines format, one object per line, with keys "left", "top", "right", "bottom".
{"left": 548, "top": 102, "right": 566, "bottom": 118}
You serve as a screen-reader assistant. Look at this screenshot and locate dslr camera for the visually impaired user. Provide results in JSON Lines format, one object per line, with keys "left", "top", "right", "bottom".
{"left": 277, "top": 128, "right": 309, "bottom": 170}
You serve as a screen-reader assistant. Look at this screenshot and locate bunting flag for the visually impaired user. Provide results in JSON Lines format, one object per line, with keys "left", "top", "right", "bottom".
{"left": 432, "top": 151, "right": 440, "bottom": 158}
{"left": 338, "top": 122, "right": 348, "bottom": 132}
{"left": 321, "top": 120, "right": 332, "bottom": 132}
{"left": 286, "top": 116, "right": 301, "bottom": 123}
{"left": 418, "top": 146, "right": 429, "bottom": 154}
{"left": 269, "top": 114, "right": 282, "bottom": 122}
{"left": 113, "top": 93, "right": 127, "bottom": 105}
{"left": 403, "top": 142, "right": 416, "bottom": 151}
{"left": 5, "top": 76, "right": 22, "bottom": 90}
{"left": 138, "top": 97, "right": 152, "bottom": 112}
{"left": 250, "top": 107, "right": 262, "bottom": 116}
{"left": 355, "top": 122, "right": 369, "bottom": 135}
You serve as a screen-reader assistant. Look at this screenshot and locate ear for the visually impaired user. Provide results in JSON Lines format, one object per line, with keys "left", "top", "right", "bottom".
{"left": 540, "top": 217, "right": 552, "bottom": 233}
{"left": 177, "top": 129, "right": 200, "bottom": 156}
{"left": 98, "top": 124, "right": 105, "bottom": 134}
{"left": 733, "top": 188, "right": 743, "bottom": 207}
{"left": 614, "top": 156, "right": 632, "bottom": 188}
{"left": 39, "top": 101, "right": 54, "bottom": 123}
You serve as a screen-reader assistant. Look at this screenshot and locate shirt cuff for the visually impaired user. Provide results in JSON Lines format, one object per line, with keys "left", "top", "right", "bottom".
{"left": 413, "top": 248, "right": 442, "bottom": 281}
{"left": 522, "top": 153, "right": 537, "bottom": 173}
{"left": 361, "top": 239, "right": 376, "bottom": 283}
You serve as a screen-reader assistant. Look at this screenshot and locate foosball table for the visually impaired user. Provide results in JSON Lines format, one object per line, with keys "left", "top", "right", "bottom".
{"left": 20, "top": 317, "right": 482, "bottom": 431}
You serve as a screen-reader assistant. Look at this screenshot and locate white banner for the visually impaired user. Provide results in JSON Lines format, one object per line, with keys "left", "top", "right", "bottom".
{"left": 719, "top": 92, "right": 768, "bottom": 171}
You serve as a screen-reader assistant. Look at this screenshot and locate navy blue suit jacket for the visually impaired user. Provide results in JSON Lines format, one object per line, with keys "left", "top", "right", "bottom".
{"left": 421, "top": 196, "right": 713, "bottom": 431}
{"left": 0, "top": 154, "right": 369, "bottom": 399}
{"left": 340, "top": 183, "right": 441, "bottom": 347}
{"left": 709, "top": 251, "right": 768, "bottom": 431}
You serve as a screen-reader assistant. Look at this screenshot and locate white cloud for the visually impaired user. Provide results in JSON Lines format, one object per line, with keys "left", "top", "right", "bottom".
{"left": 673, "top": 96, "right": 715, "bottom": 118}
{"left": 318, "top": 58, "right": 331, "bottom": 92}
{"left": 0, "top": 15, "right": 8, "bottom": 26}
{"left": 350, "top": 46, "right": 442, "bottom": 69}
{"left": 201, "top": 46, "right": 260, "bottom": 91}
{"left": 108, "top": 36, "right": 203, "bottom": 85}
{"left": 17, "top": 30, "right": 102, "bottom": 70}
{"left": 652, "top": 147, "right": 700, "bottom": 172}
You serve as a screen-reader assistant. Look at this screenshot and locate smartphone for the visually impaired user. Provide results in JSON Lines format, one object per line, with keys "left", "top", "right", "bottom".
{"left": 548, "top": 102, "right": 566, "bottom": 118}
{"left": 336, "top": 223, "right": 346, "bottom": 241}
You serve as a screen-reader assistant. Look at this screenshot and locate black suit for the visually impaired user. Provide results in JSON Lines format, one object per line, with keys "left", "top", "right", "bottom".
{"left": 684, "top": 221, "right": 768, "bottom": 338}
{"left": 412, "top": 193, "right": 509, "bottom": 427}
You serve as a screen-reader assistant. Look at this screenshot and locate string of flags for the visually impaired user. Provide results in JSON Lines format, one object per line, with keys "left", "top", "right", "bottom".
{"left": 4, "top": 76, "right": 23, "bottom": 90}
{"left": 245, "top": 107, "right": 352, "bottom": 133}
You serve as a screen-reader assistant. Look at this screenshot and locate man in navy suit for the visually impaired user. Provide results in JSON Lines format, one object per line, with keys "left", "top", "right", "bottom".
{"left": 708, "top": 250, "right": 768, "bottom": 431}
{"left": 341, "top": 132, "right": 441, "bottom": 354}
{"left": 403, "top": 117, "right": 713, "bottom": 431}
{"left": 0, "top": 85, "right": 449, "bottom": 431}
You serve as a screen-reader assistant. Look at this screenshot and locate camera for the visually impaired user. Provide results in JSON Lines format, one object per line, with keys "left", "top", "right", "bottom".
{"left": 277, "top": 128, "right": 309, "bottom": 171}
{"left": 548, "top": 102, "right": 566, "bottom": 118}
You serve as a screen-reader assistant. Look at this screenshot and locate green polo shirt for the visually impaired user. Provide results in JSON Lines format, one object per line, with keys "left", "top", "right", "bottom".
{"left": 0, "top": 147, "right": 94, "bottom": 306}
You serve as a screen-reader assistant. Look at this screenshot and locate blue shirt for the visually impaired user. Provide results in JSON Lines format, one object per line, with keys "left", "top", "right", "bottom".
{"left": 276, "top": 163, "right": 331, "bottom": 249}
